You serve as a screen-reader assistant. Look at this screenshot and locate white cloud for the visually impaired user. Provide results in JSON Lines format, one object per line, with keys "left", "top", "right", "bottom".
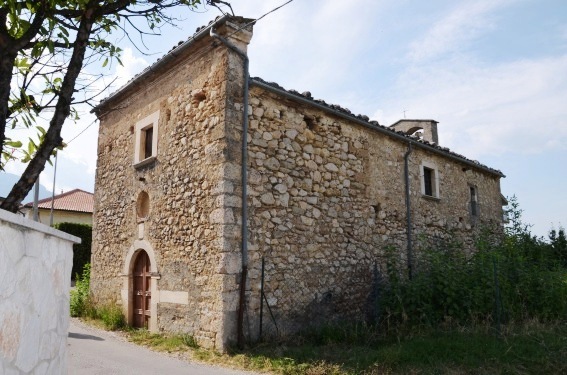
{"left": 40, "top": 152, "right": 94, "bottom": 194}
{"left": 112, "top": 48, "right": 149, "bottom": 88}
{"left": 246, "top": 0, "right": 391, "bottom": 94}
{"left": 5, "top": 0, "right": 565, "bottom": 237}
{"left": 87, "top": 47, "right": 148, "bottom": 99}
{"left": 408, "top": 0, "right": 516, "bottom": 62}
{"left": 376, "top": 54, "right": 567, "bottom": 158}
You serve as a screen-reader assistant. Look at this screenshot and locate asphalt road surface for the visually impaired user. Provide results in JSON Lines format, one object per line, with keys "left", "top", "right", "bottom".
{"left": 68, "top": 319, "right": 256, "bottom": 375}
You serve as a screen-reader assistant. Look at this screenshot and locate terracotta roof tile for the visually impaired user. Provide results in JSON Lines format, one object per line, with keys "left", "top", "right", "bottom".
{"left": 24, "top": 189, "right": 93, "bottom": 213}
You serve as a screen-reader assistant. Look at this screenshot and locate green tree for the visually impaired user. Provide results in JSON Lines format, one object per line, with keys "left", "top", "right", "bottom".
{"left": 0, "top": 0, "right": 203, "bottom": 213}
{"left": 549, "top": 227, "right": 567, "bottom": 268}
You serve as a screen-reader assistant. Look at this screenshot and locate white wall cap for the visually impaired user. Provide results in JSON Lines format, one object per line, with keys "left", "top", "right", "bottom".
{"left": 0, "top": 209, "right": 81, "bottom": 244}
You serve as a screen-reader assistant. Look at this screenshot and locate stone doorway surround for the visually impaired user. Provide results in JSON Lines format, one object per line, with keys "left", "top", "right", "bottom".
{"left": 122, "top": 239, "right": 160, "bottom": 331}
{"left": 122, "top": 239, "right": 191, "bottom": 332}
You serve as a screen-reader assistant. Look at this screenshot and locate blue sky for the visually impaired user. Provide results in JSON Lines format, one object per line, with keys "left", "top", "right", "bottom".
{"left": 3, "top": 0, "right": 566, "bottom": 237}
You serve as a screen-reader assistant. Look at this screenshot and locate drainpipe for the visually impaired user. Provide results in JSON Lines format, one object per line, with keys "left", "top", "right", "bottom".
{"left": 210, "top": 27, "right": 250, "bottom": 348}
{"left": 404, "top": 142, "right": 413, "bottom": 280}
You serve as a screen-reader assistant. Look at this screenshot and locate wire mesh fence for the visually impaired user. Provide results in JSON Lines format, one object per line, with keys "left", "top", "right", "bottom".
{"left": 250, "top": 229, "right": 566, "bottom": 343}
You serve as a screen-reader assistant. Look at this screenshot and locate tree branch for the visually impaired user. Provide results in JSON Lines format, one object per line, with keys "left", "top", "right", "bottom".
{"left": 0, "top": 8, "right": 8, "bottom": 35}
{"left": 1, "top": 0, "right": 206, "bottom": 211}
{"left": 1, "top": 5, "right": 97, "bottom": 212}
{"left": 13, "top": 0, "right": 49, "bottom": 50}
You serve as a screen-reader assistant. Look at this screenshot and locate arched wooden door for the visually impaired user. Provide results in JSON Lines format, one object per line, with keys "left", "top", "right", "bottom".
{"left": 133, "top": 251, "right": 151, "bottom": 328}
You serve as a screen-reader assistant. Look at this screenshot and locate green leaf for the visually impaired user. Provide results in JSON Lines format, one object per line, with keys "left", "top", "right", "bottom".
{"left": 27, "top": 137, "right": 37, "bottom": 154}
{"left": 5, "top": 140, "right": 23, "bottom": 148}
{"left": 59, "top": 26, "right": 69, "bottom": 37}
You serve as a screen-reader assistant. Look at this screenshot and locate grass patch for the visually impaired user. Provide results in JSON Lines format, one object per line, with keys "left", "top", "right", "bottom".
{"left": 97, "top": 304, "right": 126, "bottom": 330}
{"left": 128, "top": 329, "right": 199, "bottom": 353}
{"left": 82, "top": 321, "right": 563, "bottom": 374}
{"left": 233, "top": 323, "right": 567, "bottom": 374}
{"left": 70, "top": 262, "right": 125, "bottom": 330}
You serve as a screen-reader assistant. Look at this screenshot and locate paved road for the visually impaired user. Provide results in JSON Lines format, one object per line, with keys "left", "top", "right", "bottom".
{"left": 68, "top": 319, "right": 256, "bottom": 375}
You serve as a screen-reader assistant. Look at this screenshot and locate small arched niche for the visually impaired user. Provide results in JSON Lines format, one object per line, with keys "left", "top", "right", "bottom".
{"left": 136, "top": 191, "right": 150, "bottom": 219}
{"left": 405, "top": 126, "right": 424, "bottom": 138}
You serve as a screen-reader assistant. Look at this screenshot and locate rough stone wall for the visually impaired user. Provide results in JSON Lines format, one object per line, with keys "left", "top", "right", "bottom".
{"left": 91, "top": 16, "right": 503, "bottom": 347}
{"left": 243, "top": 86, "right": 504, "bottom": 337}
{"left": 0, "top": 209, "right": 78, "bottom": 375}
{"left": 91, "top": 21, "right": 251, "bottom": 350}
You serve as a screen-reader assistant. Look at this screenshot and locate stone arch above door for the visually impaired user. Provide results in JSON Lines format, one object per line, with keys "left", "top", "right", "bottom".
{"left": 123, "top": 239, "right": 158, "bottom": 275}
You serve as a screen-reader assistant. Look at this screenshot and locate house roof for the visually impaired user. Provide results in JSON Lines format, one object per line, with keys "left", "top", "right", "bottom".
{"left": 93, "top": 15, "right": 504, "bottom": 179}
{"left": 250, "top": 77, "right": 505, "bottom": 178}
{"left": 93, "top": 15, "right": 253, "bottom": 114}
{"left": 23, "top": 189, "right": 94, "bottom": 213}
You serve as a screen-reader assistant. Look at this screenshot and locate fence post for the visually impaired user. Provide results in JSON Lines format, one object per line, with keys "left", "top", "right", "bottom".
{"left": 259, "top": 256, "right": 265, "bottom": 340}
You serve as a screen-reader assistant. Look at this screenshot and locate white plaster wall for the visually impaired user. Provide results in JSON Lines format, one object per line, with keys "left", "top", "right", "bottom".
{"left": 22, "top": 208, "right": 93, "bottom": 226}
{"left": 0, "top": 209, "right": 79, "bottom": 375}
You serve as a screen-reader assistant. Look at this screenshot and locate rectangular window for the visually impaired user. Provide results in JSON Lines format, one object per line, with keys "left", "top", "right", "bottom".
{"left": 469, "top": 186, "right": 478, "bottom": 217}
{"left": 143, "top": 127, "right": 153, "bottom": 160}
{"left": 134, "top": 110, "right": 160, "bottom": 166}
{"left": 423, "top": 167, "right": 433, "bottom": 196}
{"left": 420, "top": 161, "right": 439, "bottom": 198}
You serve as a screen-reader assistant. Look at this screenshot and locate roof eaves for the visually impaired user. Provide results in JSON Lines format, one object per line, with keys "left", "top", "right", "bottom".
{"left": 250, "top": 77, "right": 505, "bottom": 178}
{"left": 23, "top": 188, "right": 88, "bottom": 206}
{"left": 92, "top": 14, "right": 232, "bottom": 114}
{"left": 390, "top": 119, "right": 438, "bottom": 126}
{"left": 23, "top": 189, "right": 94, "bottom": 210}
{"left": 34, "top": 206, "right": 93, "bottom": 213}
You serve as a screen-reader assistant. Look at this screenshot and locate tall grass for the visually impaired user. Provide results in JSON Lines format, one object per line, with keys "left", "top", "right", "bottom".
{"left": 70, "top": 262, "right": 125, "bottom": 330}
{"left": 379, "top": 197, "right": 567, "bottom": 333}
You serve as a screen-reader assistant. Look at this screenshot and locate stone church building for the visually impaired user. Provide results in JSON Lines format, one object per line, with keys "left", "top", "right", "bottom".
{"left": 91, "top": 16, "right": 505, "bottom": 350}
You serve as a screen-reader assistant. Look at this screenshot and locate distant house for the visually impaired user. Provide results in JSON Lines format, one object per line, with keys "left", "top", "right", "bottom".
{"left": 22, "top": 189, "right": 93, "bottom": 225}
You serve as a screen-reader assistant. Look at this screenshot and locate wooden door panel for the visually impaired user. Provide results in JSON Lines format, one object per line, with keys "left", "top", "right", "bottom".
{"left": 132, "top": 251, "right": 151, "bottom": 328}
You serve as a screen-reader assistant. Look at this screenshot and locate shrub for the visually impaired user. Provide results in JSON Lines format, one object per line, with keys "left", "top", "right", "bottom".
{"left": 379, "top": 198, "right": 567, "bottom": 332}
{"left": 70, "top": 262, "right": 126, "bottom": 329}
{"left": 549, "top": 227, "right": 567, "bottom": 268}
{"left": 98, "top": 304, "right": 126, "bottom": 330}
{"left": 70, "top": 263, "right": 93, "bottom": 317}
{"left": 54, "top": 222, "right": 92, "bottom": 279}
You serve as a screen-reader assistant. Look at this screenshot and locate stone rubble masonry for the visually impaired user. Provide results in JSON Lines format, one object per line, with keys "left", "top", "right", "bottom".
{"left": 91, "top": 16, "right": 504, "bottom": 351}
{"left": 91, "top": 18, "right": 252, "bottom": 351}
{"left": 0, "top": 209, "right": 79, "bottom": 375}
{"left": 243, "top": 86, "right": 503, "bottom": 336}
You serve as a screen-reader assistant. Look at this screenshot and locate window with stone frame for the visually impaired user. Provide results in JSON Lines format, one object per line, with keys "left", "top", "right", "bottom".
{"left": 420, "top": 161, "right": 439, "bottom": 198}
{"left": 134, "top": 110, "right": 160, "bottom": 166}
{"left": 469, "top": 185, "right": 479, "bottom": 218}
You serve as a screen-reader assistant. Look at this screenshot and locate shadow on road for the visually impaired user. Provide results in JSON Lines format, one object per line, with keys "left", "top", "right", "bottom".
{"left": 69, "top": 331, "right": 105, "bottom": 341}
